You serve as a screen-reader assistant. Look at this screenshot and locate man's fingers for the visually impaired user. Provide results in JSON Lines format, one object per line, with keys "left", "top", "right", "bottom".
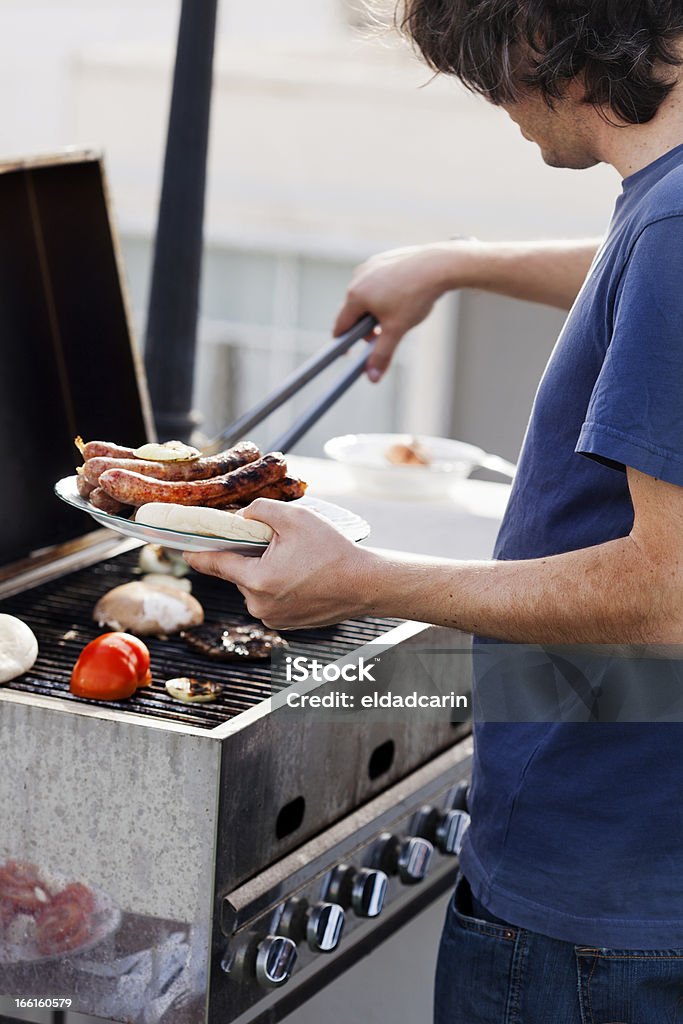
{"left": 184, "top": 549, "right": 258, "bottom": 587}
{"left": 333, "top": 295, "right": 368, "bottom": 338}
{"left": 241, "top": 497, "right": 309, "bottom": 529}
{"left": 365, "top": 327, "right": 400, "bottom": 382}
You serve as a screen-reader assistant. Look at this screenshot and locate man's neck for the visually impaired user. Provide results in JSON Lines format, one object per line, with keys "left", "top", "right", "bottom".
{"left": 596, "top": 89, "right": 683, "bottom": 179}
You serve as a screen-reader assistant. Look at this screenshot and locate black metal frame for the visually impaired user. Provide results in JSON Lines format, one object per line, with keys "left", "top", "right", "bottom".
{"left": 144, "top": 0, "right": 219, "bottom": 442}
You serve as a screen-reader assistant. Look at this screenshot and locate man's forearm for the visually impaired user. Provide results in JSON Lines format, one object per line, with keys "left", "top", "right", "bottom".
{"left": 184, "top": 470, "right": 683, "bottom": 637}
{"left": 432, "top": 238, "right": 600, "bottom": 311}
{"left": 362, "top": 535, "right": 677, "bottom": 644}
{"left": 334, "top": 235, "right": 601, "bottom": 379}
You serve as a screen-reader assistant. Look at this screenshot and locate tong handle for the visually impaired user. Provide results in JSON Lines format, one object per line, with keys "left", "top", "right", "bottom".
{"left": 269, "top": 340, "right": 376, "bottom": 454}
{"left": 204, "top": 314, "right": 377, "bottom": 453}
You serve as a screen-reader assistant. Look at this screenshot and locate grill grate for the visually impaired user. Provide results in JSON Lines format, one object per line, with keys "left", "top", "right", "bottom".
{"left": 0, "top": 550, "right": 400, "bottom": 730}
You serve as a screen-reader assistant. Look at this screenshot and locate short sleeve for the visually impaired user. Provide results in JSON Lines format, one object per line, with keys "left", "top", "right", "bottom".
{"left": 576, "top": 215, "right": 683, "bottom": 485}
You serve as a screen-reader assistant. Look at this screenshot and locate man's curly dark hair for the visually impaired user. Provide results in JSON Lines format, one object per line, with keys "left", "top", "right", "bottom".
{"left": 397, "top": 1, "right": 683, "bottom": 124}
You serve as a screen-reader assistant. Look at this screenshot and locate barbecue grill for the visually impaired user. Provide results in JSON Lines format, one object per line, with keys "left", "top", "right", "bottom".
{"left": 0, "top": 153, "right": 473, "bottom": 1023}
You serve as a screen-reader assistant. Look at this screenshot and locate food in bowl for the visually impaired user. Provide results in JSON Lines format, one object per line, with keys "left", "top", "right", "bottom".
{"left": 385, "top": 437, "right": 432, "bottom": 466}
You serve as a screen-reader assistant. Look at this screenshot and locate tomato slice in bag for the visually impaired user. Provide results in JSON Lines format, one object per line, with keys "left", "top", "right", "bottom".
{"left": 35, "top": 898, "right": 91, "bottom": 954}
{"left": 0, "top": 861, "right": 51, "bottom": 913}
{"left": 51, "top": 882, "right": 96, "bottom": 915}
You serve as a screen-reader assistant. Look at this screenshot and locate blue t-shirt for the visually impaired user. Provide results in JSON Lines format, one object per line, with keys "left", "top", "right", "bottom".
{"left": 459, "top": 144, "right": 683, "bottom": 948}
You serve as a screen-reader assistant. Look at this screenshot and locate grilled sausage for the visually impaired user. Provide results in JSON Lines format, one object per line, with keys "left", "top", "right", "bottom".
{"left": 76, "top": 473, "right": 95, "bottom": 499}
{"left": 78, "top": 440, "right": 140, "bottom": 461}
{"left": 249, "top": 475, "right": 307, "bottom": 502}
{"left": 82, "top": 442, "right": 261, "bottom": 486}
{"left": 99, "top": 453, "right": 287, "bottom": 508}
{"left": 89, "top": 488, "right": 131, "bottom": 516}
{"left": 207, "top": 475, "right": 307, "bottom": 508}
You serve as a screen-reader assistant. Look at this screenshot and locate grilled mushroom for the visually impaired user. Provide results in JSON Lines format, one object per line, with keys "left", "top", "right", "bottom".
{"left": 93, "top": 581, "right": 203, "bottom": 637}
{"left": 181, "top": 624, "right": 288, "bottom": 661}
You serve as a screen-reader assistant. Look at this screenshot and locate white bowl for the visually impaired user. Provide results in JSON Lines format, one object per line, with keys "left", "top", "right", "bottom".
{"left": 324, "top": 434, "right": 515, "bottom": 499}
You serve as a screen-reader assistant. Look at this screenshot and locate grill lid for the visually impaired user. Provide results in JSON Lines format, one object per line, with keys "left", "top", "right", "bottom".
{"left": 0, "top": 151, "right": 153, "bottom": 567}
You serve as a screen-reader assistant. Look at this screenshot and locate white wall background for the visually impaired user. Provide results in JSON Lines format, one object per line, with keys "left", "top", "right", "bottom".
{"left": 0, "top": 0, "right": 621, "bottom": 460}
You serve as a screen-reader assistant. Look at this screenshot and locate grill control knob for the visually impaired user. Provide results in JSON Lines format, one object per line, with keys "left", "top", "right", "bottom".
{"left": 370, "top": 832, "right": 401, "bottom": 875}
{"left": 447, "top": 781, "right": 470, "bottom": 812}
{"left": 306, "top": 901, "right": 345, "bottom": 953}
{"left": 397, "top": 835, "right": 433, "bottom": 884}
{"left": 351, "top": 867, "right": 388, "bottom": 918}
{"left": 324, "top": 864, "right": 388, "bottom": 918}
{"left": 412, "top": 802, "right": 471, "bottom": 856}
{"left": 370, "top": 832, "right": 433, "bottom": 885}
{"left": 435, "top": 808, "right": 470, "bottom": 856}
{"left": 279, "top": 897, "right": 345, "bottom": 953}
{"left": 255, "top": 935, "right": 298, "bottom": 989}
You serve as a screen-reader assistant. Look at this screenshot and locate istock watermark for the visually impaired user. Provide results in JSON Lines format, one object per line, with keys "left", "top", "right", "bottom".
{"left": 284, "top": 655, "right": 377, "bottom": 683}
{"left": 272, "top": 643, "right": 683, "bottom": 724}
{"left": 272, "top": 645, "right": 472, "bottom": 722}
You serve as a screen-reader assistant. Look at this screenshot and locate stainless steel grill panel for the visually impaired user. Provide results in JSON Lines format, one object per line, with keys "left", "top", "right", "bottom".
{"left": 0, "top": 549, "right": 401, "bottom": 729}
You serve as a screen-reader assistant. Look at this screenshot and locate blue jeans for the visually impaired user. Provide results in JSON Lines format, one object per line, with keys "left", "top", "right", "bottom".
{"left": 434, "top": 874, "right": 683, "bottom": 1024}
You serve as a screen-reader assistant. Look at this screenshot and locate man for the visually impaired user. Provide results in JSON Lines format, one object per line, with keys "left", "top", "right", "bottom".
{"left": 187, "top": 1, "right": 683, "bottom": 1019}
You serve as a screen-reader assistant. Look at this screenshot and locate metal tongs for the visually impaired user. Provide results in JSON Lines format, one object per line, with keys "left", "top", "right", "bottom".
{"left": 204, "top": 314, "right": 378, "bottom": 455}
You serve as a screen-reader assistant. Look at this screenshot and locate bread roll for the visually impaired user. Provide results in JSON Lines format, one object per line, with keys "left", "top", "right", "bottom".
{"left": 0, "top": 614, "right": 39, "bottom": 683}
{"left": 135, "top": 503, "right": 273, "bottom": 543}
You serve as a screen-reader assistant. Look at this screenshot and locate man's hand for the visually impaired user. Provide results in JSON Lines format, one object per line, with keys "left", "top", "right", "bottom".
{"left": 334, "top": 243, "right": 458, "bottom": 382}
{"left": 184, "top": 499, "right": 377, "bottom": 629}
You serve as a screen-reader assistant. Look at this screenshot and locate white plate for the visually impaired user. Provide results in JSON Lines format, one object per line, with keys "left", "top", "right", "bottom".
{"left": 324, "top": 433, "right": 516, "bottom": 499}
{"left": 55, "top": 476, "right": 370, "bottom": 553}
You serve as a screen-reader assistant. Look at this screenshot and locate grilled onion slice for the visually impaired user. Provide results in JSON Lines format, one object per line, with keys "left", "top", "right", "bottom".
{"left": 165, "top": 677, "right": 222, "bottom": 703}
{"left": 133, "top": 441, "right": 201, "bottom": 462}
